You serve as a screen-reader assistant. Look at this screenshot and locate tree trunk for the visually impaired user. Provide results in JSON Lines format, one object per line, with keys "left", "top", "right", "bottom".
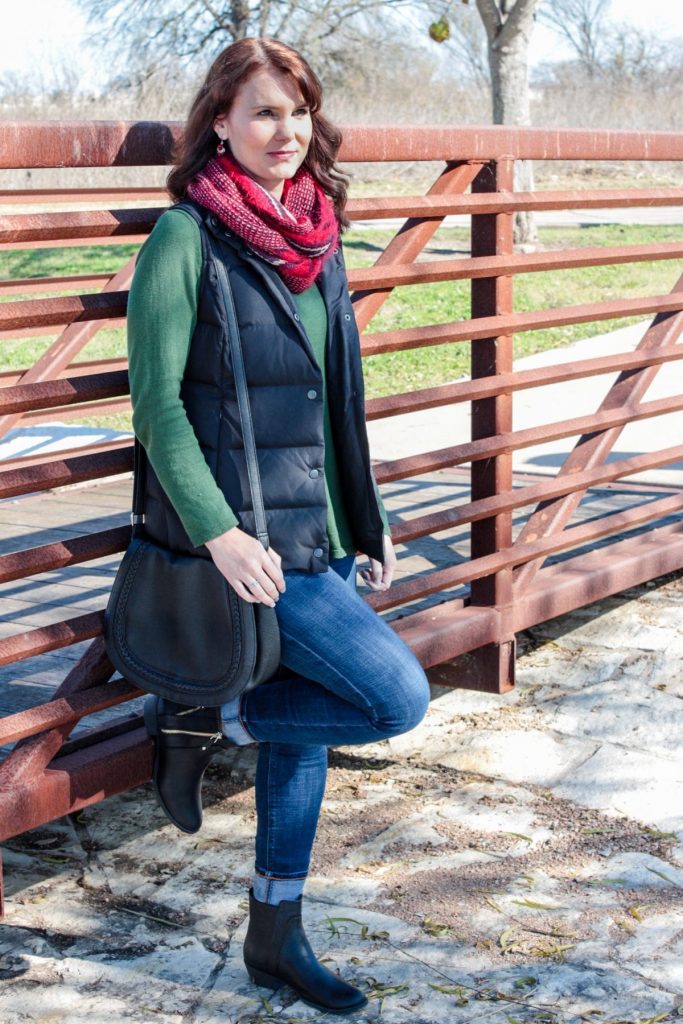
{"left": 478, "top": 0, "right": 540, "bottom": 246}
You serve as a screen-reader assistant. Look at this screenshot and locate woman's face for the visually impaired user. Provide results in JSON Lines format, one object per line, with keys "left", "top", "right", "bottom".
{"left": 213, "top": 69, "right": 313, "bottom": 201}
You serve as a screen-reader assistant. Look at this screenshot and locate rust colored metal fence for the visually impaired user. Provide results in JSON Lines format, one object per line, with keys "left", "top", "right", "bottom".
{"left": 1, "top": 122, "right": 683, "bottom": 912}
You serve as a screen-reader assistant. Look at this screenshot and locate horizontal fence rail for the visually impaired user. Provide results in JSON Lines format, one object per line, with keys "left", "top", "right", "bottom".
{"left": 1, "top": 120, "right": 682, "bottom": 911}
{"left": 3, "top": 122, "right": 683, "bottom": 167}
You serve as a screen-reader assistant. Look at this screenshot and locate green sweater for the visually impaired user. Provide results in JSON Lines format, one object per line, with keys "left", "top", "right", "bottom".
{"left": 127, "top": 207, "right": 390, "bottom": 558}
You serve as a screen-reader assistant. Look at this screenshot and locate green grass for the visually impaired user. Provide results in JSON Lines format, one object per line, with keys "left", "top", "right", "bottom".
{"left": 2, "top": 224, "right": 681, "bottom": 426}
{"left": 344, "top": 224, "right": 682, "bottom": 397}
{"left": 1, "top": 244, "right": 140, "bottom": 282}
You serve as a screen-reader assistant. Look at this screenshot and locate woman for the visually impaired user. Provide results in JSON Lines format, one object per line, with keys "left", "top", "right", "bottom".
{"left": 127, "top": 36, "right": 431, "bottom": 1015}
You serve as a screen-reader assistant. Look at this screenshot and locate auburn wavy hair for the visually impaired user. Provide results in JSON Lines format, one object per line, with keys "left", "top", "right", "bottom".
{"left": 167, "top": 37, "right": 350, "bottom": 230}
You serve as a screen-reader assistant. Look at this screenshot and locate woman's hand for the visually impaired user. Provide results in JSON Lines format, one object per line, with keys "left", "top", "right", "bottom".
{"left": 359, "top": 533, "right": 396, "bottom": 591}
{"left": 206, "top": 526, "right": 286, "bottom": 607}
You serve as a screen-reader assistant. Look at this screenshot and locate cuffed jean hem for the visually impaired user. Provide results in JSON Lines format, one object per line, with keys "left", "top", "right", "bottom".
{"left": 252, "top": 871, "right": 306, "bottom": 905}
{"left": 221, "top": 694, "right": 256, "bottom": 746}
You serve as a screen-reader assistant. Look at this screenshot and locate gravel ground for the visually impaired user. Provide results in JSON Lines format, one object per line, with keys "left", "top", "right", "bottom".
{"left": 1, "top": 571, "right": 683, "bottom": 1024}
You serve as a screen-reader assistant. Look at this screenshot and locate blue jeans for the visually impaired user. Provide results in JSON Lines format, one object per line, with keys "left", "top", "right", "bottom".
{"left": 222, "top": 554, "right": 430, "bottom": 902}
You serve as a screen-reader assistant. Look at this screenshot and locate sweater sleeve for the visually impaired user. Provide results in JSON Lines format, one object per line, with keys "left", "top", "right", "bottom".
{"left": 127, "top": 207, "right": 240, "bottom": 547}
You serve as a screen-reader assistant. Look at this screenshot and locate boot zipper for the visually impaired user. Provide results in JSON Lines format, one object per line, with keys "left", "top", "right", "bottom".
{"left": 160, "top": 728, "right": 223, "bottom": 739}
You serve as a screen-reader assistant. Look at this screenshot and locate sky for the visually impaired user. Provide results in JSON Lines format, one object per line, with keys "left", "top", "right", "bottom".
{"left": 2, "top": 0, "right": 683, "bottom": 93}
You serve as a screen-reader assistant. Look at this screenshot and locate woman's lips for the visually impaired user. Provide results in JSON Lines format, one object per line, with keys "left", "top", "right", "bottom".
{"left": 269, "top": 150, "right": 297, "bottom": 158}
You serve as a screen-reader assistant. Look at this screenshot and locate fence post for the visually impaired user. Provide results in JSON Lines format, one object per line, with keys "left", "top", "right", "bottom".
{"left": 465, "top": 157, "right": 516, "bottom": 693}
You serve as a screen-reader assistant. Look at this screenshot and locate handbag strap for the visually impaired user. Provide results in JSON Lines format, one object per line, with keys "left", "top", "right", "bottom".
{"left": 131, "top": 205, "right": 270, "bottom": 551}
{"left": 207, "top": 232, "right": 270, "bottom": 550}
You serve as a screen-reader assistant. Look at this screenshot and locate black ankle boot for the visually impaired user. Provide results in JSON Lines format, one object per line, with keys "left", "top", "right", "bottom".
{"left": 143, "top": 695, "right": 229, "bottom": 834}
{"left": 243, "top": 887, "right": 368, "bottom": 1015}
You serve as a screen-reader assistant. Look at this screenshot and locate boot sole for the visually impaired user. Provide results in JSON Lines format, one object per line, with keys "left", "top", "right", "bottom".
{"left": 245, "top": 962, "right": 368, "bottom": 1014}
{"left": 143, "top": 696, "right": 202, "bottom": 835}
{"left": 300, "top": 993, "right": 368, "bottom": 1015}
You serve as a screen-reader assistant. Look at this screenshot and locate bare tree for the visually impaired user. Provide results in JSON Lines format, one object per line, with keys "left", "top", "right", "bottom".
{"left": 79, "top": 0, "right": 417, "bottom": 84}
{"left": 539, "top": 0, "right": 611, "bottom": 76}
{"left": 423, "top": 1, "right": 540, "bottom": 242}
{"left": 601, "top": 24, "right": 672, "bottom": 84}
{"left": 476, "top": 1, "right": 540, "bottom": 244}
{"left": 541, "top": 2, "right": 671, "bottom": 85}
{"left": 428, "top": 6, "right": 490, "bottom": 89}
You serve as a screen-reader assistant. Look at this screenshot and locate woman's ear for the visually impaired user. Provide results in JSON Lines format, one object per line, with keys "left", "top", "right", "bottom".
{"left": 213, "top": 114, "right": 228, "bottom": 139}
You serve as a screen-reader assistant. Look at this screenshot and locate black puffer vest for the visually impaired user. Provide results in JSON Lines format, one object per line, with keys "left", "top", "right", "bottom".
{"left": 142, "top": 199, "right": 385, "bottom": 573}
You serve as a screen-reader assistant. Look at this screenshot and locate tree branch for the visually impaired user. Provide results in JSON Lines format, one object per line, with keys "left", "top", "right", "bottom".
{"left": 475, "top": 0, "right": 502, "bottom": 40}
{"left": 495, "top": 0, "right": 539, "bottom": 51}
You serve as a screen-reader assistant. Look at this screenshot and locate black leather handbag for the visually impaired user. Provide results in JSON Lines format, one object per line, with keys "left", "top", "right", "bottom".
{"left": 104, "top": 232, "right": 281, "bottom": 706}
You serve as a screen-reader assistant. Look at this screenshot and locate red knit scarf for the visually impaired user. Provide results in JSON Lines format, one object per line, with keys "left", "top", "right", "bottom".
{"left": 187, "top": 153, "right": 339, "bottom": 293}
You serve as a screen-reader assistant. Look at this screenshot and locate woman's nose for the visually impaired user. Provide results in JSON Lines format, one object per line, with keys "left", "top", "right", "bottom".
{"left": 275, "top": 117, "right": 296, "bottom": 140}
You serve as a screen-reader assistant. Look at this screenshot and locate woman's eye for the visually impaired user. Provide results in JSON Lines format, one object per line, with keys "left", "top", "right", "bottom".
{"left": 257, "top": 108, "right": 309, "bottom": 116}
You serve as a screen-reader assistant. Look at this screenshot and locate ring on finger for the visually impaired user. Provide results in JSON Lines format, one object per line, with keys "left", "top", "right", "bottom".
{"left": 247, "top": 578, "right": 260, "bottom": 589}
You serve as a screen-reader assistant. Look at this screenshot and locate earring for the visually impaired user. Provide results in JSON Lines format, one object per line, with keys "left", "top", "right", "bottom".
{"left": 217, "top": 136, "right": 226, "bottom": 155}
